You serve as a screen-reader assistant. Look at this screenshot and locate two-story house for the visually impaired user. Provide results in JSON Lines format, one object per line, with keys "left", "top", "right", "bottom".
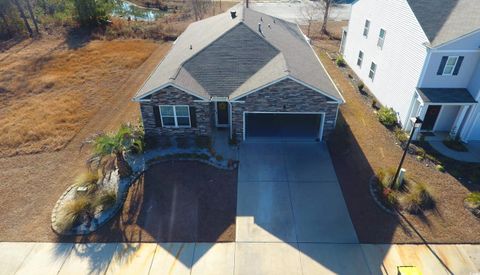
{"left": 341, "top": 0, "right": 480, "bottom": 141}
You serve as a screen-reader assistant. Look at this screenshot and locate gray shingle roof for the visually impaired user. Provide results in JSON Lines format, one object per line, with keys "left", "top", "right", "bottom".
{"left": 134, "top": 5, "right": 343, "bottom": 102}
{"left": 406, "top": 0, "right": 480, "bottom": 47}
{"left": 417, "top": 88, "right": 476, "bottom": 103}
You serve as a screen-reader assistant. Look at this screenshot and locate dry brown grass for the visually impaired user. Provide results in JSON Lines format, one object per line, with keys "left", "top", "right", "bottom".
{"left": 0, "top": 39, "right": 158, "bottom": 157}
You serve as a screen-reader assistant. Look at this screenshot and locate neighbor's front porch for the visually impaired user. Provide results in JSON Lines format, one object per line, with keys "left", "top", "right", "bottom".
{"left": 406, "top": 88, "right": 477, "bottom": 141}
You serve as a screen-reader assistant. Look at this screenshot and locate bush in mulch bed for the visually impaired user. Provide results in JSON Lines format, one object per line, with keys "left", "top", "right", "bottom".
{"left": 465, "top": 192, "right": 480, "bottom": 218}
{"left": 372, "top": 168, "right": 435, "bottom": 214}
{"left": 377, "top": 106, "right": 398, "bottom": 128}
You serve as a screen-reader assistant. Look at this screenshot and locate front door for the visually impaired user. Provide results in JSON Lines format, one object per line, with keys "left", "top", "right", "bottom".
{"left": 421, "top": 105, "right": 442, "bottom": 131}
{"left": 216, "top": 102, "right": 229, "bottom": 127}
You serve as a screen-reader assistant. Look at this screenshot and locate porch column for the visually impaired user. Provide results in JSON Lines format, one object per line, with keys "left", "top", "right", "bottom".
{"left": 450, "top": 105, "right": 469, "bottom": 139}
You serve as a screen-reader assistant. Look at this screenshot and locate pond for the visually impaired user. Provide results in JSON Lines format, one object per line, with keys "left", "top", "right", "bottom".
{"left": 111, "top": 0, "right": 166, "bottom": 21}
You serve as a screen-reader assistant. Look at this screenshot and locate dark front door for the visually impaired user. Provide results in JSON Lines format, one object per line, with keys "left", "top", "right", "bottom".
{"left": 216, "top": 102, "right": 229, "bottom": 126}
{"left": 421, "top": 105, "right": 441, "bottom": 131}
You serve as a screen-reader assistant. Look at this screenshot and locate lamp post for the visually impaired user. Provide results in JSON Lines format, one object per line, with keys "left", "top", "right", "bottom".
{"left": 391, "top": 117, "right": 423, "bottom": 187}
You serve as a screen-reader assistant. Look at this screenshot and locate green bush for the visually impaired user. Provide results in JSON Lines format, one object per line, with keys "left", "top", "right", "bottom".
{"left": 358, "top": 82, "right": 364, "bottom": 91}
{"left": 377, "top": 107, "right": 397, "bottom": 127}
{"left": 436, "top": 164, "right": 445, "bottom": 172}
{"left": 376, "top": 167, "right": 396, "bottom": 189}
{"left": 394, "top": 127, "right": 408, "bottom": 144}
{"left": 466, "top": 192, "right": 480, "bottom": 204}
{"left": 336, "top": 55, "right": 346, "bottom": 67}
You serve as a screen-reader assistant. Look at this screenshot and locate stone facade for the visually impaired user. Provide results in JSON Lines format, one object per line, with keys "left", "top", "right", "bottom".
{"left": 231, "top": 78, "right": 339, "bottom": 141}
{"left": 140, "top": 86, "right": 211, "bottom": 146}
{"left": 140, "top": 79, "right": 339, "bottom": 144}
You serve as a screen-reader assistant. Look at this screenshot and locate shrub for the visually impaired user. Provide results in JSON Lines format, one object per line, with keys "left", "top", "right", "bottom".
{"left": 466, "top": 192, "right": 480, "bottom": 205}
{"left": 358, "top": 82, "right": 364, "bottom": 91}
{"left": 194, "top": 135, "right": 211, "bottom": 149}
{"left": 443, "top": 137, "right": 468, "bottom": 152}
{"left": 215, "top": 154, "right": 224, "bottom": 161}
{"left": 376, "top": 167, "right": 396, "bottom": 189}
{"left": 416, "top": 155, "right": 424, "bottom": 161}
{"left": 377, "top": 107, "right": 397, "bottom": 127}
{"left": 56, "top": 196, "right": 93, "bottom": 232}
{"left": 371, "top": 99, "right": 378, "bottom": 109}
{"left": 94, "top": 191, "right": 117, "bottom": 210}
{"left": 415, "top": 147, "right": 426, "bottom": 158}
{"left": 394, "top": 127, "right": 409, "bottom": 144}
{"left": 436, "top": 164, "right": 445, "bottom": 172}
{"left": 400, "top": 181, "right": 434, "bottom": 213}
{"left": 336, "top": 55, "right": 346, "bottom": 67}
{"left": 75, "top": 170, "right": 100, "bottom": 194}
{"left": 175, "top": 137, "right": 190, "bottom": 149}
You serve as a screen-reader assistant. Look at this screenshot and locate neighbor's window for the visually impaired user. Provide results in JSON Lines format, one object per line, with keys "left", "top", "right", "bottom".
{"left": 377, "top": 28, "right": 386, "bottom": 49}
{"left": 160, "top": 105, "right": 191, "bottom": 127}
{"left": 443, "top": 56, "right": 459, "bottom": 75}
{"left": 357, "top": 50, "right": 364, "bottom": 67}
{"left": 363, "top": 20, "right": 370, "bottom": 37}
{"left": 369, "top": 62, "right": 377, "bottom": 80}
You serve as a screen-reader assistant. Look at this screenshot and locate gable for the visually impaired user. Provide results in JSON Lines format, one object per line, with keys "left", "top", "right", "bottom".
{"left": 182, "top": 23, "right": 279, "bottom": 97}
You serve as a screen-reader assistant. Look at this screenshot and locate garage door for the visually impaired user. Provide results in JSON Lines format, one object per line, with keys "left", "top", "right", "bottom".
{"left": 244, "top": 112, "right": 323, "bottom": 141}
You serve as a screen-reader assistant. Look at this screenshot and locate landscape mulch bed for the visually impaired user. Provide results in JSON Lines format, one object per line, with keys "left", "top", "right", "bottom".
{"left": 60, "top": 161, "right": 237, "bottom": 243}
{"left": 317, "top": 46, "right": 480, "bottom": 243}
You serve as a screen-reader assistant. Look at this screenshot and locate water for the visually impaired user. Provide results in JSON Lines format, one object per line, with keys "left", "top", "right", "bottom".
{"left": 111, "top": 0, "right": 166, "bottom": 21}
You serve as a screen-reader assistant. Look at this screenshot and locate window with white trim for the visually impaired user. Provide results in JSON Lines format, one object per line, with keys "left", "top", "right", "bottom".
{"left": 363, "top": 20, "right": 370, "bottom": 37}
{"left": 357, "top": 50, "right": 364, "bottom": 67}
{"left": 377, "top": 28, "right": 386, "bottom": 49}
{"left": 369, "top": 62, "right": 377, "bottom": 80}
{"left": 160, "top": 105, "right": 191, "bottom": 127}
{"left": 442, "top": 56, "right": 459, "bottom": 75}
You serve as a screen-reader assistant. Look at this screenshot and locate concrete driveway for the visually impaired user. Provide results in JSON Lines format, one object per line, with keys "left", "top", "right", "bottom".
{"left": 236, "top": 142, "right": 358, "bottom": 243}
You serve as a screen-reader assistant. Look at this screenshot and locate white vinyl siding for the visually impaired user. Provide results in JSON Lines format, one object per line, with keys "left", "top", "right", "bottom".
{"left": 363, "top": 20, "right": 370, "bottom": 37}
{"left": 160, "top": 105, "right": 191, "bottom": 127}
{"left": 377, "top": 29, "right": 386, "bottom": 49}
{"left": 342, "top": 0, "right": 429, "bottom": 127}
{"left": 357, "top": 51, "right": 364, "bottom": 67}
{"left": 369, "top": 62, "right": 377, "bottom": 80}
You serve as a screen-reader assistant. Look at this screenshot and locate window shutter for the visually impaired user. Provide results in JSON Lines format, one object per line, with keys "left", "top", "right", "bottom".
{"left": 153, "top": 106, "right": 162, "bottom": 127}
{"left": 453, "top": 56, "right": 464, "bottom": 75}
{"left": 190, "top": 106, "right": 197, "bottom": 128}
{"left": 437, "top": 56, "right": 448, "bottom": 75}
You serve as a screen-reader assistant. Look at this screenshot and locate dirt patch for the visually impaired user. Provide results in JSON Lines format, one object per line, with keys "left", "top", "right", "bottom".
{"left": 316, "top": 43, "right": 480, "bottom": 243}
{"left": 61, "top": 161, "right": 237, "bottom": 243}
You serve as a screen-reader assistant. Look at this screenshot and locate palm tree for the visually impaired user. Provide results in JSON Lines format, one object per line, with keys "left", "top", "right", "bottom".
{"left": 83, "top": 124, "right": 144, "bottom": 178}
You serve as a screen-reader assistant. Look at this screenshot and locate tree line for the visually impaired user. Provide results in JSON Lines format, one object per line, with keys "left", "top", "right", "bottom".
{"left": 0, "top": 0, "right": 112, "bottom": 40}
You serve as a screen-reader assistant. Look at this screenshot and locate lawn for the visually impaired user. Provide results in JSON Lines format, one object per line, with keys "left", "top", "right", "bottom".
{"left": 0, "top": 38, "right": 157, "bottom": 157}
{"left": 314, "top": 35, "right": 480, "bottom": 243}
{"left": 0, "top": 36, "right": 171, "bottom": 241}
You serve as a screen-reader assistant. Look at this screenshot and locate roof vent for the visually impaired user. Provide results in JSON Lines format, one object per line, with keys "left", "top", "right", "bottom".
{"left": 273, "top": 19, "right": 276, "bottom": 24}
{"left": 230, "top": 11, "right": 237, "bottom": 19}
{"left": 268, "top": 24, "right": 271, "bottom": 29}
{"left": 258, "top": 23, "right": 262, "bottom": 34}
{"left": 260, "top": 17, "right": 263, "bottom": 22}
{"left": 189, "top": 44, "right": 192, "bottom": 50}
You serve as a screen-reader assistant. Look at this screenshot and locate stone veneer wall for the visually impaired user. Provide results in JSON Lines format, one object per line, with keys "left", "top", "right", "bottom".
{"left": 140, "top": 86, "right": 211, "bottom": 145}
{"left": 231, "top": 78, "right": 339, "bottom": 141}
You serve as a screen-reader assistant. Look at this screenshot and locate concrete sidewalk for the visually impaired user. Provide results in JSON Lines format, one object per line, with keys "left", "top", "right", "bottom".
{"left": 1, "top": 242, "right": 479, "bottom": 275}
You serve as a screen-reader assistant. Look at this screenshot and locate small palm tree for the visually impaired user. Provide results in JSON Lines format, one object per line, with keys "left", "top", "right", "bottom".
{"left": 83, "top": 124, "right": 144, "bottom": 178}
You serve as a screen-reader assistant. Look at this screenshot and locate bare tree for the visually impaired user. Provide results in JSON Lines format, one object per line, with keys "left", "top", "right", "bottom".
{"left": 24, "top": 0, "right": 39, "bottom": 35}
{"left": 11, "top": 0, "right": 33, "bottom": 36}
{"left": 190, "top": 0, "right": 211, "bottom": 21}
{"left": 299, "top": 2, "right": 321, "bottom": 38}
{"left": 317, "top": 0, "right": 341, "bottom": 36}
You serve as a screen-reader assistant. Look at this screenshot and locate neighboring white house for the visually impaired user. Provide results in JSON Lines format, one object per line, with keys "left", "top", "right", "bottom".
{"left": 341, "top": 0, "right": 480, "bottom": 141}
